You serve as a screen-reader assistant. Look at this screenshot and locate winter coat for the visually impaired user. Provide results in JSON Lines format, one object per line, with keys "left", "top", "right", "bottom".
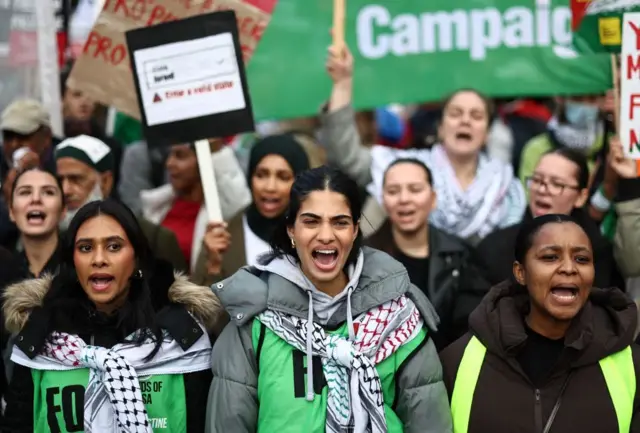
{"left": 366, "top": 221, "right": 490, "bottom": 349}
{"left": 439, "top": 281, "right": 640, "bottom": 433}
{"left": 205, "top": 247, "right": 453, "bottom": 433}
{"left": 1, "top": 272, "right": 225, "bottom": 433}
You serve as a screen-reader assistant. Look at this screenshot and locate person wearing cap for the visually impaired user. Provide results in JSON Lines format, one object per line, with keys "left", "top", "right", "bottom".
{"left": 0, "top": 99, "right": 57, "bottom": 185}
{"left": 55, "top": 135, "right": 188, "bottom": 272}
{"left": 60, "top": 65, "right": 123, "bottom": 196}
{"left": 0, "top": 99, "right": 60, "bottom": 251}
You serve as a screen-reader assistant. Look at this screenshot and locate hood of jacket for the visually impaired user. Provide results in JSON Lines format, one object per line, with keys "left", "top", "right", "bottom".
{"left": 469, "top": 280, "right": 638, "bottom": 367}
{"left": 3, "top": 272, "right": 225, "bottom": 335}
{"left": 214, "top": 246, "right": 440, "bottom": 330}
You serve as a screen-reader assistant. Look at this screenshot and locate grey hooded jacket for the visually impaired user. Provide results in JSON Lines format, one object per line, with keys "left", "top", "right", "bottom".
{"left": 205, "top": 247, "right": 453, "bottom": 433}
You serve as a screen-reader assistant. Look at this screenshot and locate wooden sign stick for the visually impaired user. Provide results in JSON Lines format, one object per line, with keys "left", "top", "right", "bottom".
{"left": 195, "top": 139, "right": 223, "bottom": 222}
{"left": 333, "top": 0, "right": 345, "bottom": 50}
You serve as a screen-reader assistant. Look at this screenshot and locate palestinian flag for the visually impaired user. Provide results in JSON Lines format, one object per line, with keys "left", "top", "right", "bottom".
{"left": 572, "top": 0, "right": 640, "bottom": 53}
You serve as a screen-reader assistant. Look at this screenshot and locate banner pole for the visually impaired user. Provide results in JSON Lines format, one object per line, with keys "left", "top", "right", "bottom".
{"left": 333, "top": 0, "right": 345, "bottom": 50}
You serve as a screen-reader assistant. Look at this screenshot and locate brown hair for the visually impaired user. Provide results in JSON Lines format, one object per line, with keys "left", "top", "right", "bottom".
{"left": 441, "top": 88, "right": 495, "bottom": 126}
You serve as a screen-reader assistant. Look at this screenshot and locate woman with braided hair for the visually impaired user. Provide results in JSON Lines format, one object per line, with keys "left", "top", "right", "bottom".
{"left": 2, "top": 199, "right": 226, "bottom": 432}
{"left": 206, "top": 166, "right": 452, "bottom": 433}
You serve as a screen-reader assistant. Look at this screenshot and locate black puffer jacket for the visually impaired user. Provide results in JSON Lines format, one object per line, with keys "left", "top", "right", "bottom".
{"left": 1, "top": 269, "right": 225, "bottom": 432}
{"left": 367, "top": 221, "right": 490, "bottom": 350}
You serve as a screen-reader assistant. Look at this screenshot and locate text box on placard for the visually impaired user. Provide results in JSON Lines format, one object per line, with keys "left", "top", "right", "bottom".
{"left": 134, "top": 33, "right": 246, "bottom": 126}
{"left": 126, "top": 10, "right": 255, "bottom": 146}
{"left": 620, "top": 12, "right": 640, "bottom": 160}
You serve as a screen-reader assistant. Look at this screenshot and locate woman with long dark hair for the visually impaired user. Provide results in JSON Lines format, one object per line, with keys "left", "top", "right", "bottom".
{"left": 206, "top": 166, "right": 452, "bottom": 432}
{"left": 440, "top": 214, "right": 640, "bottom": 432}
{"left": 2, "top": 199, "right": 224, "bottom": 433}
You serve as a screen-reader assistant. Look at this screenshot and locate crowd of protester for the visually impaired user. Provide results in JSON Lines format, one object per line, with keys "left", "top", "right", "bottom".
{"left": 0, "top": 42, "right": 639, "bottom": 432}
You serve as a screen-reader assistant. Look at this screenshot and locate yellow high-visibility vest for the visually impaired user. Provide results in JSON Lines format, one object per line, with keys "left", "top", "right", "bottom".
{"left": 451, "top": 336, "right": 635, "bottom": 433}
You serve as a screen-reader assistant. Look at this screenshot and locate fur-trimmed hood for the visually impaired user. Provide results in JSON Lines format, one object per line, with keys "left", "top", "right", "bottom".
{"left": 3, "top": 272, "right": 225, "bottom": 336}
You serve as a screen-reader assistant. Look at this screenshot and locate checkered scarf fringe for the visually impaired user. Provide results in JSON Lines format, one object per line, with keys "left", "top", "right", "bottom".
{"left": 258, "top": 295, "right": 423, "bottom": 433}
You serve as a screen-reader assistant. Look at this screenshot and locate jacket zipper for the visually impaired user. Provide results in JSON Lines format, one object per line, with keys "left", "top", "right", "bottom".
{"left": 534, "top": 389, "right": 543, "bottom": 433}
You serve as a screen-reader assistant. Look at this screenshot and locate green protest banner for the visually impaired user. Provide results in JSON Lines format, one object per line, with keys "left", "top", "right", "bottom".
{"left": 247, "top": 0, "right": 613, "bottom": 120}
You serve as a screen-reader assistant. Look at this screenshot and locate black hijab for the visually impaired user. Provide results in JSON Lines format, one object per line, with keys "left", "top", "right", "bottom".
{"left": 245, "top": 134, "right": 310, "bottom": 241}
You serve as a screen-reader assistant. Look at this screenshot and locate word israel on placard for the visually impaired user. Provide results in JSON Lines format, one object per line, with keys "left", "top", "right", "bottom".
{"left": 133, "top": 32, "right": 246, "bottom": 126}
{"left": 620, "top": 12, "right": 640, "bottom": 159}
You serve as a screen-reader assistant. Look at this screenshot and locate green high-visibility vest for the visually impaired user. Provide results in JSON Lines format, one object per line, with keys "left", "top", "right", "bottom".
{"left": 451, "top": 336, "right": 636, "bottom": 433}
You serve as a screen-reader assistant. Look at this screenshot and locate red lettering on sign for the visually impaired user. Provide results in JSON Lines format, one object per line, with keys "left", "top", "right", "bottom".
{"left": 146, "top": 5, "right": 178, "bottom": 26}
{"left": 627, "top": 55, "right": 640, "bottom": 79}
{"left": 165, "top": 90, "right": 185, "bottom": 98}
{"left": 630, "top": 21, "right": 640, "bottom": 50}
{"left": 129, "top": 0, "right": 148, "bottom": 21}
{"left": 103, "top": 0, "right": 131, "bottom": 19}
{"left": 200, "top": 0, "right": 216, "bottom": 11}
{"left": 194, "top": 84, "right": 212, "bottom": 93}
{"left": 214, "top": 81, "right": 233, "bottom": 90}
{"left": 630, "top": 94, "right": 640, "bottom": 120}
{"left": 83, "top": 31, "right": 127, "bottom": 66}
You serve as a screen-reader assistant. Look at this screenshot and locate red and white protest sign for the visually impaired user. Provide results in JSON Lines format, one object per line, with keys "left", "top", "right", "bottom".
{"left": 67, "top": 0, "right": 277, "bottom": 119}
{"left": 620, "top": 12, "right": 640, "bottom": 160}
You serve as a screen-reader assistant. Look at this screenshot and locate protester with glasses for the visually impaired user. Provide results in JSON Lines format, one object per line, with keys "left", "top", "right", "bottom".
{"left": 475, "top": 148, "right": 624, "bottom": 289}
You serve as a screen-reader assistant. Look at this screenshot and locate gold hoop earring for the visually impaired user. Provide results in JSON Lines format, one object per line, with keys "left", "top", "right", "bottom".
{"left": 291, "top": 238, "right": 295, "bottom": 248}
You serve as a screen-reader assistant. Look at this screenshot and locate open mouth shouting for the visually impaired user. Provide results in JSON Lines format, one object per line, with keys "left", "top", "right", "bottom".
{"left": 89, "top": 273, "right": 115, "bottom": 292}
{"left": 455, "top": 131, "right": 473, "bottom": 142}
{"left": 259, "top": 196, "right": 283, "bottom": 214}
{"left": 549, "top": 284, "right": 580, "bottom": 306}
{"left": 26, "top": 210, "right": 47, "bottom": 226}
{"left": 311, "top": 248, "right": 339, "bottom": 272}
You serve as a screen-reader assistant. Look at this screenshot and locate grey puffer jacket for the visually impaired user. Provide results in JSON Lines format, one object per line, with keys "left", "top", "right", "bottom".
{"left": 205, "top": 247, "right": 453, "bottom": 433}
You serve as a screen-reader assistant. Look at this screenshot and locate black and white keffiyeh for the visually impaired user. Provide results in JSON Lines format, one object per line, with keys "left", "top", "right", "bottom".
{"left": 11, "top": 326, "right": 211, "bottom": 433}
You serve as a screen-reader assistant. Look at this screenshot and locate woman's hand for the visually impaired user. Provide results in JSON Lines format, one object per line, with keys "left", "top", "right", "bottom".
{"left": 608, "top": 136, "right": 637, "bottom": 179}
{"left": 203, "top": 221, "right": 231, "bottom": 276}
{"left": 326, "top": 44, "right": 353, "bottom": 84}
{"left": 326, "top": 41, "right": 354, "bottom": 112}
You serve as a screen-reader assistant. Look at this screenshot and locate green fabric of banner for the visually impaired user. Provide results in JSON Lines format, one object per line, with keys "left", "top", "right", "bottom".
{"left": 247, "top": 0, "right": 613, "bottom": 121}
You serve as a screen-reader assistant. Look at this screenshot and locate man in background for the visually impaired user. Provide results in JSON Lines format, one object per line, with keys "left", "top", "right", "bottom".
{"left": 56, "top": 134, "right": 187, "bottom": 271}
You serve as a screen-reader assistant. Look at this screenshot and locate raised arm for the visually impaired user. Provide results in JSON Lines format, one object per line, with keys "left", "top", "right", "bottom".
{"left": 319, "top": 45, "right": 373, "bottom": 186}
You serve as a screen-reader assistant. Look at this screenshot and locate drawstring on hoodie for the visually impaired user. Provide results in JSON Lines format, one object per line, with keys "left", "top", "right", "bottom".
{"left": 346, "top": 287, "right": 355, "bottom": 342}
{"left": 305, "top": 286, "right": 356, "bottom": 403}
{"left": 306, "top": 291, "right": 315, "bottom": 402}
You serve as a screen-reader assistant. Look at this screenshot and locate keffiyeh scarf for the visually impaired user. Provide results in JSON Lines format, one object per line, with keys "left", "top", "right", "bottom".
{"left": 547, "top": 117, "right": 603, "bottom": 152}
{"left": 11, "top": 326, "right": 211, "bottom": 433}
{"left": 258, "top": 295, "right": 423, "bottom": 433}
{"left": 368, "top": 145, "right": 525, "bottom": 240}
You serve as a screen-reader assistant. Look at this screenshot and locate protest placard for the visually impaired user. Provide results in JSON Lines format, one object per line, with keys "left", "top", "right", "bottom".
{"left": 67, "top": 0, "right": 276, "bottom": 119}
{"left": 126, "top": 10, "right": 255, "bottom": 221}
{"left": 620, "top": 12, "right": 640, "bottom": 159}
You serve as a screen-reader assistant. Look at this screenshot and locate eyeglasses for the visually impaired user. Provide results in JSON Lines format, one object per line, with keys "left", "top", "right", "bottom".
{"left": 526, "top": 176, "right": 580, "bottom": 196}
